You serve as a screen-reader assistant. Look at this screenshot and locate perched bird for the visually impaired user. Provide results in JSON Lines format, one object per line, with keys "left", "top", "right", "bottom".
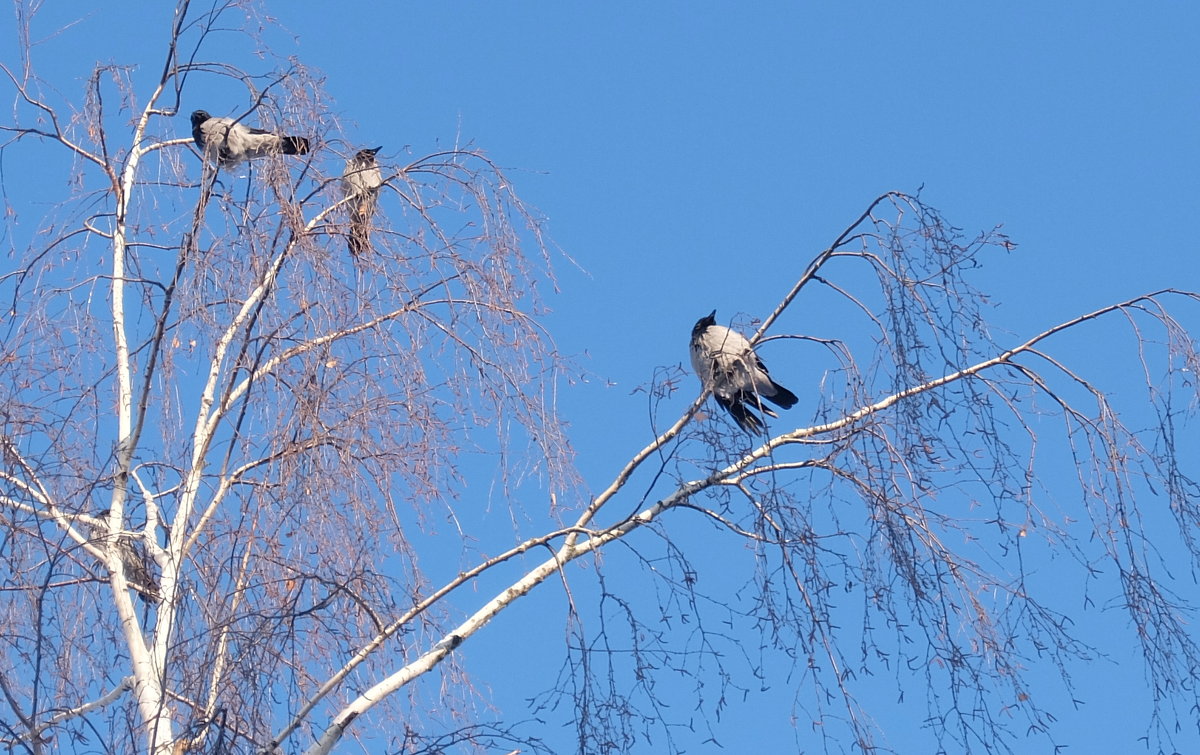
{"left": 190, "top": 109, "right": 310, "bottom": 170}
{"left": 87, "top": 511, "right": 161, "bottom": 604}
{"left": 689, "top": 310, "right": 798, "bottom": 434}
{"left": 342, "top": 146, "right": 384, "bottom": 256}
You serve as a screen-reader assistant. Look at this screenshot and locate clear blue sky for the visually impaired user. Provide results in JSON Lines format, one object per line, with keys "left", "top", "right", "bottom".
{"left": 10, "top": 2, "right": 1200, "bottom": 752}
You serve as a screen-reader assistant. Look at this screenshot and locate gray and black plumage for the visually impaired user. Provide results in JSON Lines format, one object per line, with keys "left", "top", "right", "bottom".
{"left": 190, "top": 110, "right": 310, "bottom": 170}
{"left": 342, "top": 146, "right": 383, "bottom": 256}
{"left": 87, "top": 511, "right": 161, "bottom": 604}
{"left": 689, "top": 310, "right": 798, "bottom": 434}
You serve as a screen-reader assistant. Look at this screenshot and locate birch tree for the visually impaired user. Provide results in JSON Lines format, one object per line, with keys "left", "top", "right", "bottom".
{"left": 1, "top": 2, "right": 572, "bottom": 753}
{"left": 2, "top": 2, "right": 1199, "bottom": 755}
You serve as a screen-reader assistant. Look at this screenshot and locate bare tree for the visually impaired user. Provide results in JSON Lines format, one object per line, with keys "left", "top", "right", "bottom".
{"left": 2, "top": 3, "right": 1198, "bottom": 755}
{"left": 1, "top": 3, "right": 572, "bottom": 753}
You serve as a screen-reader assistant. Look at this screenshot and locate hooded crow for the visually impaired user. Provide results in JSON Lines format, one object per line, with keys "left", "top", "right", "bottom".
{"left": 689, "top": 310, "right": 798, "bottom": 434}
{"left": 87, "top": 511, "right": 161, "bottom": 604}
{"left": 342, "top": 146, "right": 383, "bottom": 256}
{"left": 190, "top": 109, "right": 310, "bottom": 170}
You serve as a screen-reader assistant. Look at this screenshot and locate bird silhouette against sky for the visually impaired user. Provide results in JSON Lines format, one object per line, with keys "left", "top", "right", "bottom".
{"left": 190, "top": 109, "right": 310, "bottom": 170}
{"left": 689, "top": 310, "right": 798, "bottom": 433}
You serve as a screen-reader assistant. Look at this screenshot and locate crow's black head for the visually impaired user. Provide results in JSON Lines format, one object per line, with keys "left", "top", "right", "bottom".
{"left": 351, "top": 146, "right": 382, "bottom": 164}
{"left": 692, "top": 309, "right": 717, "bottom": 339}
{"left": 190, "top": 110, "right": 211, "bottom": 127}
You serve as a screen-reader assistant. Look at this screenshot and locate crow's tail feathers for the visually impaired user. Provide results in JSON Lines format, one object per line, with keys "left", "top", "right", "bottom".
{"left": 767, "top": 381, "right": 799, "bottom": 410}
{"left": 718, "top": 386, "right": 799, "bottom": 434}
{"left": 281, "top": 136, "right": 310, "bottom": 155}
{"left": 348, "top": 202, "right": 373, "bottom": 257}
{"left": 716, "top": 395, "right": 767, "bottom": 434}
{"left": 348, "top": 227, "right": 370, "bottom": 257}
{"left": 127, "top": 561, "right": 162, "bottom": 604}
{"left": 135, "top": 577, "right": 163, "bottom": 604}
